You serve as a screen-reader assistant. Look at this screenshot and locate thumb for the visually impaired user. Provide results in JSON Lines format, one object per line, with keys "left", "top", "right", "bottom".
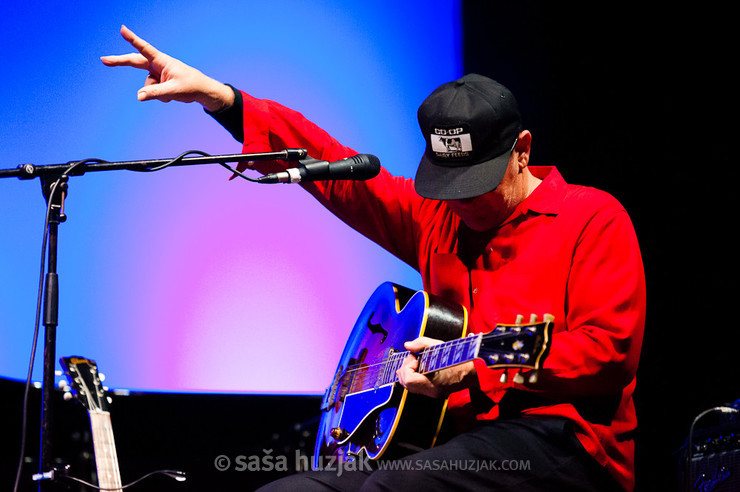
{"left": 137, "top": 79, "right": 178, "bottom": 102}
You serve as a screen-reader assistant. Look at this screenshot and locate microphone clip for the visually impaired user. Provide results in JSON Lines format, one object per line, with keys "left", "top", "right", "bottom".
{"left": 256, "top": 157, "right": 326, "bottom": 184}
{"left": 256, "top": 154, "right": 380, "bottom": 184}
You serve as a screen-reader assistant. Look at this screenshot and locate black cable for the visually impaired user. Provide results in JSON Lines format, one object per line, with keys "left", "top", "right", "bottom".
{"left": 218, "top": 160, "right": 260, "bottom": 182}
{"left": 130, "top": 149, "right": 261, "bottom": 181}
{"left": 131, "top": 149, "right": 209, "bottom": 172}
{"left": 61, "top": 469, "right": 186, "bottom": 490}
{"left": 65, "top": 157, "right": 109, "bottom": 175}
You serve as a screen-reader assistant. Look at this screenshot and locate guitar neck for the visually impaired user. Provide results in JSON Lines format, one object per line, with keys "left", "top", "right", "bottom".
{"left": 88, "top": 411, "right": 123, "bottom": 492}
{"left": 346, "top": 335, "right": 482, "bottom": 394}
{"left": 416, "top": 336, "right": 482, "bottom": 374}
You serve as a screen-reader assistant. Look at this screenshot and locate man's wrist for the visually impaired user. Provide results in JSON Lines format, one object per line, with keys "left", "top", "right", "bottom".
{"left": 204, "top": 85, "right": 244, "bottom": 143}
{"left": 200, "top": 80, "right": 236, "bottom": 113}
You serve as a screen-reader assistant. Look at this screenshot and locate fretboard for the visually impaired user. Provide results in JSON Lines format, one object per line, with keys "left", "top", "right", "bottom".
{"left": 89, "top": 411, "right": 122, "bottom": 492}
{"left": 342, "top": 334, "right": 482, "bottom": 395}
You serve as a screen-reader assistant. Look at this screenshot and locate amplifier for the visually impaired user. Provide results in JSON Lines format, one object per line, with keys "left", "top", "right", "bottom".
{"left": 688, "top": 449, "right": 739, "bottom": 492}
{"left": 680, "top": 404, "right": 739, "bottom": 492}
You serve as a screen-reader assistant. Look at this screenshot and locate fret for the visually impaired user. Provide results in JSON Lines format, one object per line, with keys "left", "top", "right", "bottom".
{"left": 450, "top": 338, "right": 462, "bottom": 365}
{"left": 416, "top": 350, "right": 426, "bottom": 373}
{"left": 395, "top": 353, "right": 405, "bottom": 380}
{"left": 385, "top": 353, "right": 398, "bottom": 386}
{"left": 381, "top": 352, "right": 398, "bottom": 386}
{"left": 429, "top": 345, "right": 440, "bottom": 371}
{"left": 467, "top": 337, "right": 479, "bottom": 360}
{"left": 389, "top": 353, "right": 403, "bottom": 384}
{"left": 381, "top": 357, "right": 390, "bottom": 386}
{"left": 440, "top": 343, "right": 452, "bottom": 369}
{"left": 416, "top": 349, "right": 426, "bottom": 373}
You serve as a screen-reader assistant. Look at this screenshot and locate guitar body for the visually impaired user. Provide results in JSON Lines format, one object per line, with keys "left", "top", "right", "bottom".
{"left": 315, "top": 282, "right": 467, "bottom": 467}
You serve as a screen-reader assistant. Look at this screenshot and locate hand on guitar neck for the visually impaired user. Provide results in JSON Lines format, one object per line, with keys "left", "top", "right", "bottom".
{"left": 397, "top": 336, "right": 478, "bottom": 399}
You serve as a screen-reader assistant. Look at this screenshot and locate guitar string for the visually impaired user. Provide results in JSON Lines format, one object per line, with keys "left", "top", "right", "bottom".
{"left": 341, "top": 327, "right": 534, "bottom": 379}
{"left": 104, "top": 412, "right": 123, "bottom": 490}
{"left": 341, "top": 337, "right": 477, "bottom": 393}
{"left": 91, "top": 412, "right": 123, "bottom": 491}
{"left": 335, "top": 327, "right": 538, "bottom": 395}
{"left": 342, "top": 336, "right": 474, "bottom": 377}
{"left": 346, "top": 337, "right": 472, "bottom": 382}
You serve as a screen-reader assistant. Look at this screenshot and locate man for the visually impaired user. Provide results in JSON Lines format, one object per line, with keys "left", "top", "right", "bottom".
{"left": 103, "top": 26, "right": 645, "bottom": 491}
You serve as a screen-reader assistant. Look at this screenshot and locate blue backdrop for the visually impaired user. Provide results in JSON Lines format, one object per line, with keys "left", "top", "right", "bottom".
{"left": 0, "top": 1, "right": 462, "bottom": 393}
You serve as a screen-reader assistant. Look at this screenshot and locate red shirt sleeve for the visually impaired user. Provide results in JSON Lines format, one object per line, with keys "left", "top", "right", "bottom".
{"left": 238, "top": 91, "right": 440, "bottom": 270}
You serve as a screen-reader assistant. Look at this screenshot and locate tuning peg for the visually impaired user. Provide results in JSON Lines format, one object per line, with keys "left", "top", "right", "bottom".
{"left": 543, "top": 314, "right": 555, "bottom": 323}
{"left": 63, "top": 391, "right": 73, "bottom": 401}
{"left": 499, "top": 372, "right": 508, "bottom": 384}
{"left": 515, "top": 314, "right": 524, "bottom": 325}
{"left": 528, "top": 371, "right": 539, "bottom": 384}
{"left": 529, "top": 314, "right": 538, "bottom": 323}
{"left": 513, "top": 372, "right": 525, "bottom": 384}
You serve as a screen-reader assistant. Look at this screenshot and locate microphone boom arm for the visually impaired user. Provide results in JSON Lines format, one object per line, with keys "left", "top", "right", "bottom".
{"left": 0, "top": 148, "right": 309, "bottom": 180}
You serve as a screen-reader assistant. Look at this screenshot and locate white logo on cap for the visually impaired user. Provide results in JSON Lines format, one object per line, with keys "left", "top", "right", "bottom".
{"left": 430, "top": 132, "right": 472, "bottom": 158}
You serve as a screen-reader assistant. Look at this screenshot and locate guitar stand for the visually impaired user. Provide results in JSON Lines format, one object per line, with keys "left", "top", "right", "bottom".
{"left": 1, "top": 148, "right": 309, "bottom": 491}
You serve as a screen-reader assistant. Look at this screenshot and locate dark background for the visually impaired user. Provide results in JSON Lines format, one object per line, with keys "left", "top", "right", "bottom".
{"left": 461, "top": 2, "right": 737, "bottom": 490}
{"left": 3, "top": 2, "right": 737, "bottom": 491}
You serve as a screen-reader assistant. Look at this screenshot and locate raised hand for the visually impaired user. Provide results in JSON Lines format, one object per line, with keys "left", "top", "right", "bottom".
{"left": 101, "top": 25, "right": 233, "bottom": 112}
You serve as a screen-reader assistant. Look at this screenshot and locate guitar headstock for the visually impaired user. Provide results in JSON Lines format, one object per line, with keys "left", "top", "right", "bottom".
{"left": 60, "top": 356, "right": 109, "bottom": 413}
{"left": 478, "top": 314, "right": 553, "bottom": 374}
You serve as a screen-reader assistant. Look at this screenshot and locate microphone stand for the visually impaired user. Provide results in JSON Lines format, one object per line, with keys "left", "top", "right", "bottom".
{"left": 0, "top": 148, "right": 308, "bottom": 491}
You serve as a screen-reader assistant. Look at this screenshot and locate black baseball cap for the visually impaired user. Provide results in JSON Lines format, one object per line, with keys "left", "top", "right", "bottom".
{"left": 414, "top": 74, "right": 522, "bottom": 200}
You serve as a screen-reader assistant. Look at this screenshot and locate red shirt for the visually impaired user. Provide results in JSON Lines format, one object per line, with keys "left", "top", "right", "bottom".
{"left": 239, "top": 92, "right": 646, "bottom": 491}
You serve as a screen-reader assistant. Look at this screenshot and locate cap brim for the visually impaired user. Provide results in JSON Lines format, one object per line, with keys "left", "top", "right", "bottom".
{"left": 414, "top": 150, "right": 511, "bottom": 200}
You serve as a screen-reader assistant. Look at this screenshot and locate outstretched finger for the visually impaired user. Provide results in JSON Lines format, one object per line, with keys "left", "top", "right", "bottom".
{"left": 120, "top": 24, "right": 160, "bottom": 61}
{"left": 100, "top": 53, "right": 150, "bottom": 69}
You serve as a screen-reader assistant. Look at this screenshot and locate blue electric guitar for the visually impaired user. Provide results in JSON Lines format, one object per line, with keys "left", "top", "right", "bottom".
{"left": 314, "top": 282, "right": 554, "bottom": 468}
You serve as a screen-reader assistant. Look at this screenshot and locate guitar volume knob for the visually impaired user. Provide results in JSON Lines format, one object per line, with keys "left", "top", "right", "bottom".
{"left": 330, "top": 427, "right": 349, "bottom": 440}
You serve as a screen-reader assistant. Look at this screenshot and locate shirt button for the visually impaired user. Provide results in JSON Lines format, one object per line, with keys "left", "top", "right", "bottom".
{"left": 473, "top": 287, "right": 479, "bottom": 295}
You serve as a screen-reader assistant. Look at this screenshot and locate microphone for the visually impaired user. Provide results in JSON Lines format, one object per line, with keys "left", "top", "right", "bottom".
{"left": 256, "top": 154, "right": 380, "bottom": 184}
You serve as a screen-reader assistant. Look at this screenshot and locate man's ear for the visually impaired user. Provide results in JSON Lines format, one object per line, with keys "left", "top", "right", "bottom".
{"left": 515, "top": 130, "right": 532, "bottom": 169}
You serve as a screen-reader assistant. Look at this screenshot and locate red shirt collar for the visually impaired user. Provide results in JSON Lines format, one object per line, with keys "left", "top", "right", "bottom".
{"left": 517, "top": 166, "right": 566, "bottom": 216}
